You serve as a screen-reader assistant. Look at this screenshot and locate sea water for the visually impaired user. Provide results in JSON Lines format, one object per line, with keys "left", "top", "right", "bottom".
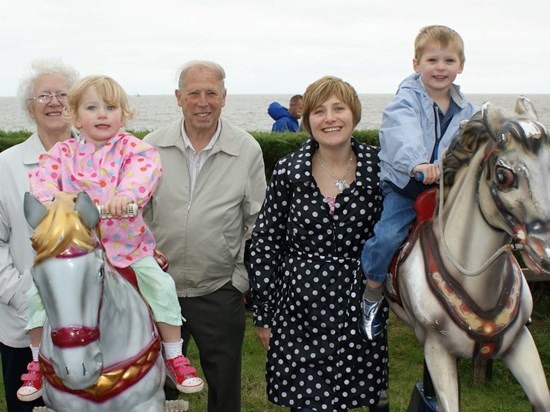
{"left": 1, "top": 94, "right": 548, "bottom": 132}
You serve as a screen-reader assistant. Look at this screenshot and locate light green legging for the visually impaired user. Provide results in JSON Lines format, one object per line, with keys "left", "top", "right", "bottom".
{"left": 27, "top": 255, "right": 182, "bottom": 329}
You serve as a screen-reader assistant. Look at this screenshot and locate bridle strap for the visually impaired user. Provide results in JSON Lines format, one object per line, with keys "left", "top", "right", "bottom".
{"left": 51, "top": 326, "right": 100, "bottom": 348}
{"left": 437, "top": 144, "right": 512, "bottom": 277}
{"left": 40, "top": 335, "right": 161, "bottom": 403}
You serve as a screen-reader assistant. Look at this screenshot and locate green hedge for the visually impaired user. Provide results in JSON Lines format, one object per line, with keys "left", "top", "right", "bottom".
{"left": 0, "top": 129, "right": 380, "bottom": 179}
{"left": 255, "top": 130, "right": 379, "bottom": 178}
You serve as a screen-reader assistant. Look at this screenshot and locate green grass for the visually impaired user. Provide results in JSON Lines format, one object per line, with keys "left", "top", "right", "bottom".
{"left": 203, "top": 285, "right": 549, "bottom": 411}
{"left": 3, "top": 288, "right": 548, "bottom": 411}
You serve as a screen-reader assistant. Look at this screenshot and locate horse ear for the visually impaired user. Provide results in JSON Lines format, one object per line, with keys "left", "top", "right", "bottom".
{"left": 514, "top": 95, "right": 538, "bottom": 120}
{"left": 23, "top": 192, "right": 47, "bottom": 229}
{"left": 481, "top": 101, "right": 503, "bottom": 142}
{"left": 458, "top": 119, "right": 469, "bottom": 132}
{"left": 74, "top": 192, "right": 100, "bottom": 229}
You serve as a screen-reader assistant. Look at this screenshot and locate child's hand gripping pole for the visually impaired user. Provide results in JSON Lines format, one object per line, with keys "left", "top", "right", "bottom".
{"left": 97, "top": 203, "right": 138, "bottom": 219}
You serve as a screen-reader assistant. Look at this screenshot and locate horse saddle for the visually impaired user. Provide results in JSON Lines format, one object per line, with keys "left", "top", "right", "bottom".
{"left": 113, "top": 249, "right": 170, "bottom": 290}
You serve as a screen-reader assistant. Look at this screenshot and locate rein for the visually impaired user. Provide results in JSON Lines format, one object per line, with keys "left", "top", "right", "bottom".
{"left": 44, "top": 245, "right": 161, "bottom": 402}
{"left": 40, "top": 335, "right": 161, "bottom": 403}
{"left": 436, "top": 145, "right": 512, "bottom": 277}
{"left": 50, "top": 246, "right": 103, "bottom": 348}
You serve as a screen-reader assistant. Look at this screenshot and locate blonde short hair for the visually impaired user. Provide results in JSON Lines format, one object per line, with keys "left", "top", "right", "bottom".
{"left": 301, "top": 76, "right": 361, "bottom": 136}
{"left": 414, "top": 25, "right": 465, "bottom": 63}
{"left": 64, "top": 75, "right": 134, "bottom": 126}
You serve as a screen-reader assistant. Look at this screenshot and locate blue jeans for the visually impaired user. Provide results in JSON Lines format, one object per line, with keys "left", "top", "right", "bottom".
{"left": 361, "top": 182, "right": 416, "bottom": 282}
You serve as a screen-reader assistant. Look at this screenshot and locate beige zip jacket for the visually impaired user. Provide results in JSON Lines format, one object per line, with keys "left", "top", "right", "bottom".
{"left": 143, "top": 119, "right": 266, "bottom": 297}
{"left": 0, "top": 133, "right": 47, "bottom": 346}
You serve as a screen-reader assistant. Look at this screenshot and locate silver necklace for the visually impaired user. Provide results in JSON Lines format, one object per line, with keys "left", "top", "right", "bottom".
{"left": 316, "top": 151, "right": 353, "bottom": 193}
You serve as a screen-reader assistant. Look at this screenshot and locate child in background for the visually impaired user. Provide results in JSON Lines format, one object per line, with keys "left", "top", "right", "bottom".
{"left": 359, "top": 25, "right": 479, "bottom": 340}
{"left": 18, "top": 75, "right": 203, "bottom": 402}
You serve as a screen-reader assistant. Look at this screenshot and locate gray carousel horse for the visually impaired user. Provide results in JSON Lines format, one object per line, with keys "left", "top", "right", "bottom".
{"left": 386, "top": 97, "right": 550, "bottom": 411}
{"left": 24, "top": 191, "right": 169, "bottom": 412}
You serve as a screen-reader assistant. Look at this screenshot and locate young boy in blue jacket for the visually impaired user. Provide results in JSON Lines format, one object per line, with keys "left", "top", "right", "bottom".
{"left": 359, "top": 25, "right": 479, "bottom": 340}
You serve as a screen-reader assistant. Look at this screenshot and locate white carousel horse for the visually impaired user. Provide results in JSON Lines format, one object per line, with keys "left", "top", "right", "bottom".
{"left": 24, "top": 191, "right": 167, "bottom": 412}
{"left": 386, "top": 97, "right": 550, "bottom": 411}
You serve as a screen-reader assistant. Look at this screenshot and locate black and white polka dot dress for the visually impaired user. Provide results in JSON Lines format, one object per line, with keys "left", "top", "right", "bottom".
{"left": 249, "top": 138, "right": 388, "bottom": 411}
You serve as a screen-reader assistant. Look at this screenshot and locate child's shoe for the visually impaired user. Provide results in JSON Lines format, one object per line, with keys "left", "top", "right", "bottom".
{"left": 358, "top": 297, "right": 384, "bottom": 340}
{"left": 17, "top": 361, "right": 43, "bottom": 401}
{"left": 165, "top": 355, "right": 204, "bottom": 393}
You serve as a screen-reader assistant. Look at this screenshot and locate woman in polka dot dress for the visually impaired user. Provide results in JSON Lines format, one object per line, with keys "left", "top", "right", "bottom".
{"left": 248, "top": 76, "right": 388, "bottom": 411}
{"left": 20, "top": 75, "right": 204, "bottom": 402}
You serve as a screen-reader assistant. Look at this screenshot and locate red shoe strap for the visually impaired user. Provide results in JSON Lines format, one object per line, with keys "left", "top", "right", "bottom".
{"left": 21, "top": 372, "right": 42, "bottom": 382}
{"left": 27, "top": 362, "right": 41, "bottom": 372}
{"left": 177, "top": 365, "right": 197, "bottom": 375}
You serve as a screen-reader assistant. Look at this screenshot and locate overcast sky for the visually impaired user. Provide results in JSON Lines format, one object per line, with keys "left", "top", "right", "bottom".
{"left": 2, "top": 0, "right": 548, "bottom": 96}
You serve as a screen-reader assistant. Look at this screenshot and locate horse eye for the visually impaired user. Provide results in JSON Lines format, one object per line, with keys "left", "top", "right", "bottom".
{"left": 495, "top": 166, "right": 515, "bottom": 190}
{"left": 98, "top": 265, "right": 104, "bottom": 279}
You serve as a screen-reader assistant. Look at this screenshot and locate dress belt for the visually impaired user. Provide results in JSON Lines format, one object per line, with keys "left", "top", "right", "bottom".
{"left": 289, "top": 248, "right": 356, "bottom": 263}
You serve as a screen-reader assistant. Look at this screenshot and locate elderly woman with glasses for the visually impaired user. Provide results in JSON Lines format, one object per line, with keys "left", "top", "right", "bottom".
{"left": 0, "top": 59, "right": 78, "bottom": 411}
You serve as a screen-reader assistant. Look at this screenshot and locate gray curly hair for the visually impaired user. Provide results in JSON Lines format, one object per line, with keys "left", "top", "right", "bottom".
{"left": 17, "top": 59, "right": 79, "bottom": 121}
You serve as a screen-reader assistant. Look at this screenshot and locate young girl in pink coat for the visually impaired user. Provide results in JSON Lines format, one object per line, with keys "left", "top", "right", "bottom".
{"left": 18, "top": 75, "right": 203, "bottom": 402}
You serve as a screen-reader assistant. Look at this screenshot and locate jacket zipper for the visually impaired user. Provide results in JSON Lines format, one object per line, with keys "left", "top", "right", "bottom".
{"left": 431, "top": 103, "right": 442, "bottom": 163}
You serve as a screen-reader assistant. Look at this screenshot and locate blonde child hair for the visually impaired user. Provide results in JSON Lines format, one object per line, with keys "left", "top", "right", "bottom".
{"left": 414, "top": 25, "right": 465, "bottom": 64}
{"left": 63, "top": 75, "right": 134, "bottom": 126}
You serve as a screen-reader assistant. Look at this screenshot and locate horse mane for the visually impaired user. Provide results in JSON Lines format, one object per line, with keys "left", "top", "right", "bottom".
{"left": 31, "top": 193, "right": 97, "bottom": 266}
{"left": 441, "top": 108, "right": 550, "bottom": 201}
{"left": 440, "top": 111, "right": 487, "bottom": 200}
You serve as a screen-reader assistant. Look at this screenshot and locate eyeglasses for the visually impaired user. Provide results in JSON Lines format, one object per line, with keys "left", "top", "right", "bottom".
{"left": 30, "top": 92, "right": 68, "bottom": 104}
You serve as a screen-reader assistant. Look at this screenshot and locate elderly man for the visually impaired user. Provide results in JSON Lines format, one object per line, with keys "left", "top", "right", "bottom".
{"left": 143, "top": 60, "right": 266, "bottom": 412}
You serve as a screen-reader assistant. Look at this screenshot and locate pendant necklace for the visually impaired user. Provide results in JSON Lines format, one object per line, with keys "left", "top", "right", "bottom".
{"left": 316, "top": 151, "right": 353, "bottom": 193}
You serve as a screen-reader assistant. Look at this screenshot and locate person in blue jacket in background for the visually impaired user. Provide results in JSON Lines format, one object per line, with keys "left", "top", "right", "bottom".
{"left": 268, "top": 94, "right": 302, "bottom": 132}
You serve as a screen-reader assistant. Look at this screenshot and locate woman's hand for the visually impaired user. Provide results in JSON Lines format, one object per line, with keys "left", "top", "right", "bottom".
{"left": 255, "top": 326, "right": 271, "bottom": 350}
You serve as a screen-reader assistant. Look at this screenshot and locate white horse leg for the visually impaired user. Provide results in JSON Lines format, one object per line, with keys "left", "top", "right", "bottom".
{"left": 501, "top": 327, "right": 550, "bottom": 412}
{"left": 128, "top": 389, "right": 165, "bottom": 412}
{"left": 424, "top": 338, "right": 459, "bottom": 412}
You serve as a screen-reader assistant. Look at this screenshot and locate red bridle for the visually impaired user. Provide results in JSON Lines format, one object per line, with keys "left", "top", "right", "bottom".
{"left": 51, "top": 326, "right": 101, "bottom": 348}
{"left": 49, "top": 246, "right": 103, "bottom": 348}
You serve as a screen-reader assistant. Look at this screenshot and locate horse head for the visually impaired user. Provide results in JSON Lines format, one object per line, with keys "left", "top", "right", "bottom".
{"left": 441, "top": 97, "right": 550, "bottom": 275}
{"left": 24, "top": 192, "right": 105, "bottom": 389}
{"left": 477, "top": 97, "right": 550, "bottom": 274}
